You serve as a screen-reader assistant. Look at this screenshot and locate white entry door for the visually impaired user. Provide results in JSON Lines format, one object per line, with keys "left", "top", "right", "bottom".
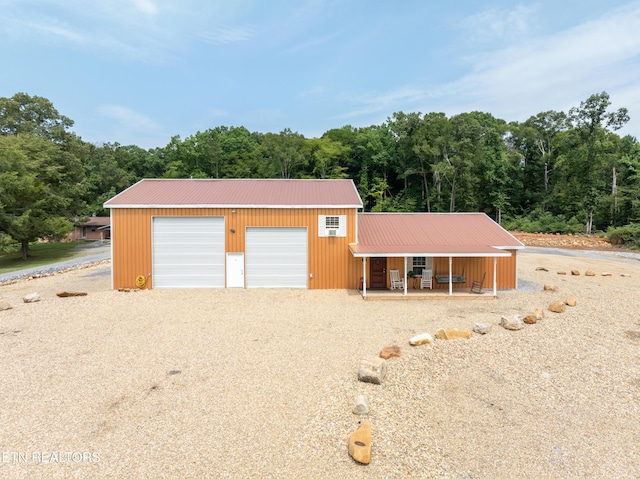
{"left": 226, "top": 253, "right": 245, "bottom": 288}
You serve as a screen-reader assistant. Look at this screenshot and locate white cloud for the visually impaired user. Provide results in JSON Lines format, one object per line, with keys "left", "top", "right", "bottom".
{"left": 199, "top": 24, "right": 254, "bottom": 45}
{"left": 340, "top": 2, "right": 640, "bottom": 135}
{"left": 0, "top": 0, "right": 256, "bottom": 61}
{"left": 453, "top": 3, "right": 640, "bottom": 117}
{"left": 132, "top": 0, "right": 159, "bottom": 15}
{"left": 459, "top": 4, "right": 539, "bottom": 43}
{"left": 98, "top": 105, "right": 160, "bottom": 132}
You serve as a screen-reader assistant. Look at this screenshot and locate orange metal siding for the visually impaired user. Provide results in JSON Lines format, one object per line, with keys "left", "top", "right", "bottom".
{"left": 111, "top": 207, "right": 357, "bottom": 290}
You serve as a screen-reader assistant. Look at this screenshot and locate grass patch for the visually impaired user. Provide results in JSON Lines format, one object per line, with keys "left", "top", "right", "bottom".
{"left": 0, "top": 242, "right": 81, "bottom": 274}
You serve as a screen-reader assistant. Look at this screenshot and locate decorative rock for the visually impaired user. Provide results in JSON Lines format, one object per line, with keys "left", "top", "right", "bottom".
{"left": 601, "top": 272, "right": 613, "bottom": 277}
{"left": 565, "top": 297, "right": 577, "bottom": 307}
{"left": 23, "top": 292, "right": 40, "bottom": 303}
{"left": 473, "top": 322, "right": 492, "bottom": 335}
{"left": 500, "top": 315, "right": 524, "bottom": 331}
{"left": 571, "top": 270, "right": 580, "bottom": 276}
{"left": 621, "top": 273, "right": 631, "bottom": 277}
{"left": 523, "top": 314, "right": 537, "bottom": 324}
{"left": 557, "top": 271, "right": 567, "bottom": 275}
{"left": 358, "top": 357, "right": 387, "bottom": 385}
{"left": 409, "top": 332, "right": 433, "bottom": 346}
{"left": 353, "top": 395, "right": 370, "bottom": 415}
{"left": 543, "top": 284, "right": 557, "bottom": 291}
{"left": 534, "top": 308, "right": 545, "bottom": 320}
{"left": 379, "top": 345, "right": 401, "bottom": 359}
{"left": 0, "top": 300, "right": 12, "bottom": 311}
{"left": 56, "top": 291, "right": 88, "bottom": 297}
{"left": 585, "top": 270, "right": 596, "bottom": 276}
{"left": 536, "top": 267, "right": 549, "bottom": 272}
{"left": 348, "top": 421, "right": 372, "bottom": 465}
{"left": 548, "top": 301, "right": 566, "bottom": 313}
{"left": 435, "top": 328, "right": 472, "bottom": 340}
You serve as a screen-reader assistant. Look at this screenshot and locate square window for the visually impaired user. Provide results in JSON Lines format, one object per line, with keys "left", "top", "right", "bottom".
{"left": 412, "top": 257, "right": 426, "bottom": 274}
{"left": 325, "top": 216, "right": 340, "bottom": 229}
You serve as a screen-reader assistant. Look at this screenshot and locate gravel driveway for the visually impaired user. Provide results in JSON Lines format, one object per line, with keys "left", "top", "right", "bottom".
{"left": 0, "top": 248, "right": 639, "bottom": 478}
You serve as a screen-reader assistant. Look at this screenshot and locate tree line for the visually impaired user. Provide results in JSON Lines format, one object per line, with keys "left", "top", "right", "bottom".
{"left": 2, "top": 91, "right": 640, "bottom": 258}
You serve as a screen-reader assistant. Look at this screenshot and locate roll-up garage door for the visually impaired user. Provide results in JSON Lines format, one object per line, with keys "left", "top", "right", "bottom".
{"left": 152, "top": 217, "right": 225, "bottom": 288}
{"left": 245, "top": 227, "right": 307, "bottom": 288}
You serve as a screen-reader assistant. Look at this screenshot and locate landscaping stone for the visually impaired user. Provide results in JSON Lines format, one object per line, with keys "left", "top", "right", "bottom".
{"left": 500, "top": 315, "right": 524, "bottom": 331}
{"left": 348, "top": 421, "right": 372, "bottom": 465}
{"left": 353, "top": 395, "right": 370, "bottom": 415}
{"left": 534, "top": 308, "right": 545, "bottom": 320}
{"left": 23, "top": 292, "right": 40, "bottom": 303}
{"left": 56, "top": 291, "right": 88, "bottom": 297}
{"left": 544, "top": 284, "right": 557, "bottom": 291}
{"left": 523, "top": 314, "right": 537, "bottom": 324}
{"left": 379, "top": 345, "right": 401, "bottom": 359}
{"left": 565, "top": 297, "right": 577, "bottom": 307}
{"left": 535, "top": 267, "right": 549, "bottom": 272}
{"left": 409, "top": 333, "right": 433, "bottom": 346}
{"left": 557, "top": 271, "right": 567, "bottom": 275}
{"left": 435, "top": 328, "right": 472, "bottom": 340}
{"left": 358, "top": 357, "right": 387, "bottom": 385}
{"left": 585, "top": 270, "right": 596, "bottom": 276}
{"left": 571, "top": 270, "right": 580, "bottom": 276}
{"left": 0, "top": 300, "right": 12, "bottom": 311}
{"left": 473, "top": 322, "right": 492, "bottom": 335}
{"left": 548, "top": 301, "right": 566, "bottom": 313}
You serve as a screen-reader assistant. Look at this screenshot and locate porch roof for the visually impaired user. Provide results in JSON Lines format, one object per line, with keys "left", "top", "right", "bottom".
{"left": 351, "top": 212, "right": 523, "bottom": 257}
{"left": 349, "top": 244, "right": 512, "bottom": 257}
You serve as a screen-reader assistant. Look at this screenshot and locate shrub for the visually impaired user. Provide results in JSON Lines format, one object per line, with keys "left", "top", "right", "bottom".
{"left": 606, "top": 223, "right": 640, "bottom": 248}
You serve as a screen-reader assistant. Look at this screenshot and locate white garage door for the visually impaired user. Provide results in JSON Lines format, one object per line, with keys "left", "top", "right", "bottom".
{"left": 246, "top": 227, "right": 307, "bottom": 288}
{"left": 153, "top": 217, "right": 225, "bottom": 288}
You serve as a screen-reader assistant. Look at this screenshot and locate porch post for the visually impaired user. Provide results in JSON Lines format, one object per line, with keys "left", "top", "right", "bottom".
{"left": 403, "top": 256, "right": 408, "bottom": 296}
{"left": 448, "top": 256, "right": 453, "bottom": 296}
{"left": 493, "top": 256, "right": 497, "bottom": 296}
{"left": 362, "top": 257, "right": 367, "bottom": 297}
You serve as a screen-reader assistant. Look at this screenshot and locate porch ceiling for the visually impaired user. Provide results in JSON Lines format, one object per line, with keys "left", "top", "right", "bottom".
{"left": 348, "top": 244, "right": 512, "bottom": 257}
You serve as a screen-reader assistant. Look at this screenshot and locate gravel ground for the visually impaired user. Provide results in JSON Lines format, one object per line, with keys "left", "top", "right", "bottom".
{"left": 0, "top": 249, "right": 639, "bottom": 478}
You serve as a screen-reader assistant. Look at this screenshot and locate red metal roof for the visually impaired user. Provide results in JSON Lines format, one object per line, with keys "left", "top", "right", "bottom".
{"left": 104, "top": 179, "right": 363, "bottom": 208}
{"left": 351, "top": 213, "right": 523, "bottom": 256}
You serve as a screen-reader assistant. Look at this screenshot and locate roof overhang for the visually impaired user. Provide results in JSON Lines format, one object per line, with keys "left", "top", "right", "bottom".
{"left": 104, "top": 203, "right": 362, "bottom": 209}
{"left": 349, "top": 244, "right": 515, "bottom": 257}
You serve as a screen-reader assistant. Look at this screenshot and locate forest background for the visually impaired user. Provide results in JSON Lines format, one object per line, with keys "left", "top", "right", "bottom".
{"left": 2, "top": 91, "right": 640, "bottom": 259}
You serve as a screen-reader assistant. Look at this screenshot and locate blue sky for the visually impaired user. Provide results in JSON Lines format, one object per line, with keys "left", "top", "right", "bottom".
{"left": 2, "top": 0, "right": 640, "bottom": 149}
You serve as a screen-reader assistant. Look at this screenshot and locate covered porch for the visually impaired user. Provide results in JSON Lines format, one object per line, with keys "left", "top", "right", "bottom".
{"left": 350, "top": 248, "right": 512, "bottom": 299}
{"left": 349, "top": 213, "right": 524, "bottom": 300}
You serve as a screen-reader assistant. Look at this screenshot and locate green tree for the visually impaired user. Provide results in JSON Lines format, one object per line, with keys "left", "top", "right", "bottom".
{"left": 304, "top": 137, "right": 349, "bottom": 179}
{"left": 259, "top": 128, "right": 306, "bottom": 178}
{"left": 0, "top": 93, "right": 74, "bottom": 143}
{"left": 0, "top": 135, "right": 77, "bottom": 258}
{"left": 553, "top": 92, "right": 629, "bottom": 232}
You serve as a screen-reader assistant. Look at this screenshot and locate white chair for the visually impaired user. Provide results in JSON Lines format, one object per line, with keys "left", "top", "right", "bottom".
{"left": 420, "top": 269, "right": 433, "bottom": 290}
{"left": 389, "top": 270, "right": 405, "bottom": 290}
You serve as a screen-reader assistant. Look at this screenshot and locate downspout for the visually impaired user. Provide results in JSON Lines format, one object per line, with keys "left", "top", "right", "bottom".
{"left": 448, "top": 256, "right": 453, "bottom": 296}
